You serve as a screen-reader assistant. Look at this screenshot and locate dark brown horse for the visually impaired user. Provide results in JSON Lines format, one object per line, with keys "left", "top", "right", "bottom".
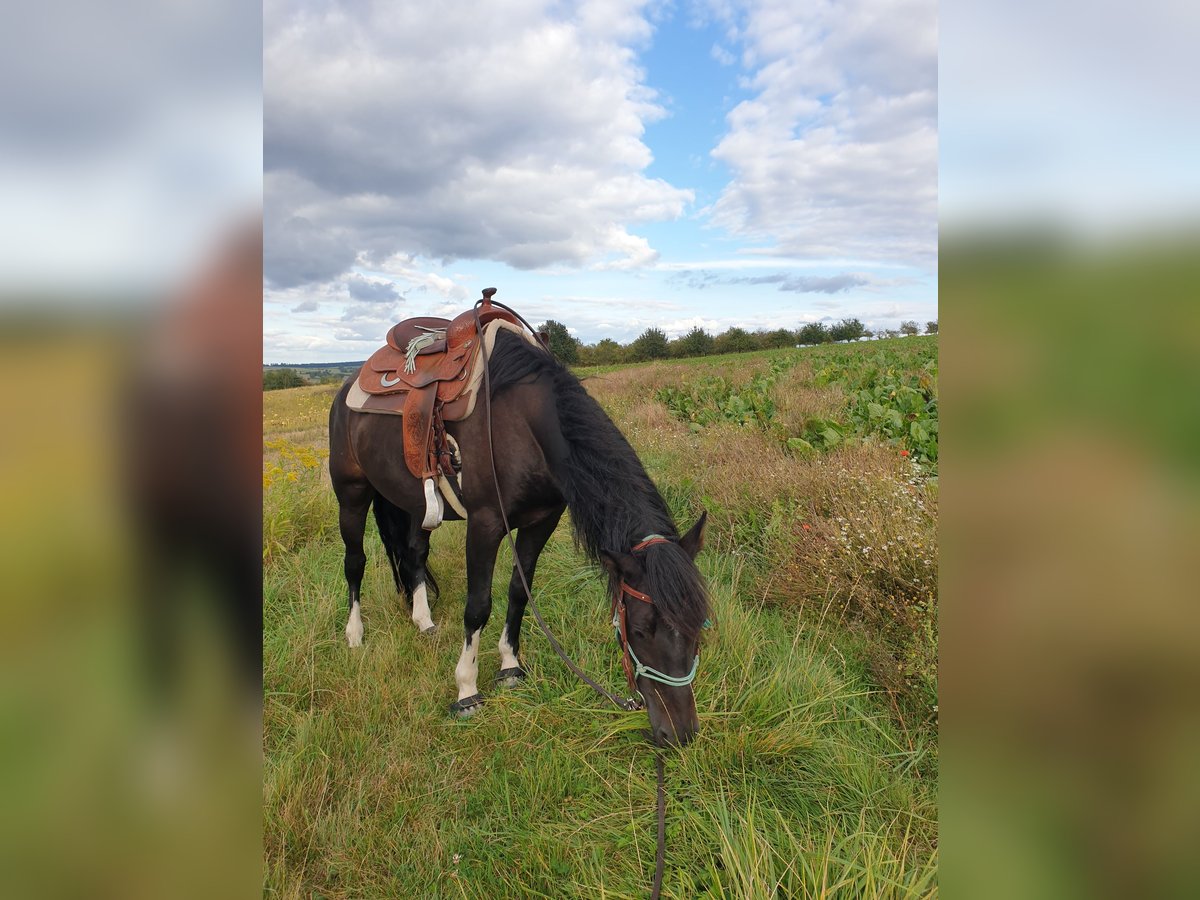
{"left": 328, "top": 327, "right": 709, "bottom": 745}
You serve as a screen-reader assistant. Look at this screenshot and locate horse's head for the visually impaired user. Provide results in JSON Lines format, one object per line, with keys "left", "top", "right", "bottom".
{"left": 601, "top": 513, "right": 709, "bottom": 747}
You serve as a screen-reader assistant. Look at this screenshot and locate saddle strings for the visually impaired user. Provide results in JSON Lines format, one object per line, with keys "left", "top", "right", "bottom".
{"left": 473, "top": 300, "right": 669, "bottom": 900}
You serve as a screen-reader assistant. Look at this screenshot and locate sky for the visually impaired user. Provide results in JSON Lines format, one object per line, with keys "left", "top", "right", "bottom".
{"left": 265, "top": 0, "right": 939, "bottom": 363}
{"left": 4, "top": 0, "right": 1196, "bottom": 349}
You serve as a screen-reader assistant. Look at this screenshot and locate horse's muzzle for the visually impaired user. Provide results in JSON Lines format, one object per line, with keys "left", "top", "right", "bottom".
{"left": 654, "top": 721, "right": 698, "bottom": 747}
{"left": 649, "top": 704, "right": 700, "bottom": 746}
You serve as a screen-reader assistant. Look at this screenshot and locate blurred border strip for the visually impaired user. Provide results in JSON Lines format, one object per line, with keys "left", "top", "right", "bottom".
{"left": 0, "top": 1, "right": 262, "bottom": 896}
{"left": 942, "top": 1, "right": 1200, "bottom": 895}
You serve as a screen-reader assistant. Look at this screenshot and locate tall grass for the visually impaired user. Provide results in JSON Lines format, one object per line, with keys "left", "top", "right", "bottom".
{"left": 264, "top": 344, "right": 938, "bottom": 897}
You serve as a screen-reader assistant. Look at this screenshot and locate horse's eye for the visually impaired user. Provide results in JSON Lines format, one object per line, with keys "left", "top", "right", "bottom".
{"left": 631, "top": 617, "right": 656, "bottom": 640}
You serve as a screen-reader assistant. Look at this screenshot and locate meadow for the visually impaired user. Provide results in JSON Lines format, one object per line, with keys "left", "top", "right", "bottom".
{"left": 263, "top": 337, "right": 938, "bottom": 898}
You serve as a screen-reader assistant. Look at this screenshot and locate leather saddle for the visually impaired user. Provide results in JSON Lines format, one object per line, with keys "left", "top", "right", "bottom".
{"left": 350, "top": 288, "right": 526, "bottom": 528}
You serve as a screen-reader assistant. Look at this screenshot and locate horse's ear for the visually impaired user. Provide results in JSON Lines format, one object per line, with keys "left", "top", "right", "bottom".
{"left": 679, "top": 511, "right": 707, "bottom": 560}
{"left": 599, "top": 550, "right": 640, "bottom": 582}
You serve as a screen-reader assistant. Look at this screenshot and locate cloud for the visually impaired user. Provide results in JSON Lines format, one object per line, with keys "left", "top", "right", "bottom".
{"left": 291, "top": 299, "right": 318, "bottom": 313}
{"left": 738, "top": 273, "right": 870, "bottom": 293}
{"left": 335, "top": 303, "right": 403, "bottom": 341}
{"left": 346, "top": 275, "right": 401, "bottom": 303}
{"left": 670, "top": 269, "right": 870, "bottom": 293}
{"left": 264, "top": 1, "right": 693, "bottom": 288}
{"left": 711, "top": 43, "right": 736, "bottom": 66}
{"left": 369, "top": 256, "right": 470, "bottom": 301}
{"left": 263, "top": 202, "right": 359, "bottom": 289}
{"left": 701, "top": 0, "right": 937, "bottom": 268}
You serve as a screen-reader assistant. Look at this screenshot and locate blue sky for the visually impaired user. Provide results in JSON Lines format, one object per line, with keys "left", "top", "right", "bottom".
{"left": 263, "top": 0, "right": 938, "bottom": 363}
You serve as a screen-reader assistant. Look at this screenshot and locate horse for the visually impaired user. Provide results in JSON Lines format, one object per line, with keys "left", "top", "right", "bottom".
{"left": 328, "top": 324, "right": 710, "bottom": 746}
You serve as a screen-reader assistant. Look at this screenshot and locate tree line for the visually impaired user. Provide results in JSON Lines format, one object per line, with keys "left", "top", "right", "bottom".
{"left": 265, "top": 317, "right": 939, "bottom": 388}
{"left": 539, "top": 318, "right": 938, "bottom": 366}
{"left": 263, "top": 367, "right": 351, "bottom": 390}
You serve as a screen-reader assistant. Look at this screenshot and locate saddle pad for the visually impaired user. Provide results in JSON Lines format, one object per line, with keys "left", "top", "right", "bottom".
{"left": 345, "top": 319, "right": 540, "bottom": 419}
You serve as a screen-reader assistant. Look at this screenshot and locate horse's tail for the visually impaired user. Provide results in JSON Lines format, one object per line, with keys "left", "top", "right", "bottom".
{"left": 372, "top": 493, "right": 439, "bottom": 600}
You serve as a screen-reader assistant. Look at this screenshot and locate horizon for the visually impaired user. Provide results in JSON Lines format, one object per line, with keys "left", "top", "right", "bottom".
{"left": 263, "top": 322, "right": 937, "bottom": 369}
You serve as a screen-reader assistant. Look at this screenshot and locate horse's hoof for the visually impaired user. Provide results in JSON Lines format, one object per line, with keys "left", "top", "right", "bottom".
{"left": 421, "top": 623, "right": 438, "bottom": 636}
{"left": 450, "top": 694, "right": 484, "bottom": 718}
{"left": 494, "top": 666, "right": 527, "bottom": 689}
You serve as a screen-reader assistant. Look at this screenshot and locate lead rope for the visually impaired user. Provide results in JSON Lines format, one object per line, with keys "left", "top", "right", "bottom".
{"left": 654, "top": 752, "right": 666, "bottom": 899}
{"left": 473, "top": 300, "right": 669, "bottom": 900}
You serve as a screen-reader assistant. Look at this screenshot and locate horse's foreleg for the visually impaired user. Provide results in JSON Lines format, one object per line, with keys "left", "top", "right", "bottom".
{"left": 336, "top": 485, "right": 374, "bottom": 648}
{"left": 497, "top": 507, "right": 564, "bottom": 688}
{"left": 452, "top": 514, "right": 501, "bottom": 716}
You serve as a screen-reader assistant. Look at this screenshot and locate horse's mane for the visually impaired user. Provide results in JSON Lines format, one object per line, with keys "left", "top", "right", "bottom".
{"left": 487, "top": 331, "right": 709, "bottom": 640}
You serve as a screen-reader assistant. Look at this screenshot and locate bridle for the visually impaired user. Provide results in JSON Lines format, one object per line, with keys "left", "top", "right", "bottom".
{"left": 611, "top": 535, "right": 701, "bottom": 695}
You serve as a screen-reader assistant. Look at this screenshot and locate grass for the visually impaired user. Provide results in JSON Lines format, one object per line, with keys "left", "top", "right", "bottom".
{"left": 263, "top": 341, "right": 938, "bottom": 898}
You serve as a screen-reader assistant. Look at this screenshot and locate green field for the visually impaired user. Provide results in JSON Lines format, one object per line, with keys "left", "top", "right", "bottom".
{"left": 263, "top": 339, "right": 938, "bottom": 898}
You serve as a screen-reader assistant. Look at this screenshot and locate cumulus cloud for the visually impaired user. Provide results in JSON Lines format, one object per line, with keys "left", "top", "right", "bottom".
{"left": 291, "top": 299, "right": 318, "bottom": 313}
{"left": 701, "top": 0, "right": 937, "bottom": 267}
{"left": 370, "top": 256, "right": 470, "bottom": 301}
{"left": 264, "top": 0, "right": 693, "bottom": 288}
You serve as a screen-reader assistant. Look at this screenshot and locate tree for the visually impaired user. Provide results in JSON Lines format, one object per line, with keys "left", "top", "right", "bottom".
{"left": 900, "top": 320, "right": 919, "bottom": 336}
{"left": 673, "top": 326, "right": 714, "bottom": 358}
{"left": 263, "top": 368, "right": 306, "bottom": 390}
{"left": 758, "top": 328, "right": 796, "bottom": 349}
{"left": 714, "top": 327, "right": 757, "bottom": 355}
{"left": 829, "top": 317, "right": 865, "bottom": 342}
{"left": 538, "top": 319, "right": 581, "bottom": 364}
{"left": 796, "top": 322, "right": 830, "bottom": 345}
{"left": 925, "top": 320, "right": 939, "bottom": 334}
{"left": 582, "top": 338, "right": 624, "bottom": 366}
{"left": 629, "top": 327, "right": 669, "bottom": 361}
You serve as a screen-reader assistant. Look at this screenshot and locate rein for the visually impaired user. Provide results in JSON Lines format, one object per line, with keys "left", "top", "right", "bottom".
{"left": 473, "top": 297, "right": 670, "bottom": 899}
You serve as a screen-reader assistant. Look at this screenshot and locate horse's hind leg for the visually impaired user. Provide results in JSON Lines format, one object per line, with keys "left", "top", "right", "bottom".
{"left": 497, "top": 507, "right": 564, "bottom": 688}
{"left": 404, "top": 522, "right": 438, "bottom": 634}
{"left": 336, "top": 481, "right": 374, "bottom": 647}
{"left": 373, "top": 495, "right": 437, "bottom": 634}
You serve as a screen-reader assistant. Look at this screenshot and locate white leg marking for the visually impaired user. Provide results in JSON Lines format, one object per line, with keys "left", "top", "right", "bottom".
{"left": 345, "top": 602, "right": 363, "bottom": 648}
{"left": 498, "top": 627, "right": 519, "bottom": 671}
{"left": 411, "top": 582, "right": 435, "bottom": 632}
{"left": 455, "top": 629, "right": 482, "bottom": 700}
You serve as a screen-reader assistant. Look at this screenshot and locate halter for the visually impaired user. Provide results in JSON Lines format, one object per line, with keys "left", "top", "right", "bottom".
{"left": 611, "top": 536, "right": 701, "bottom": 693}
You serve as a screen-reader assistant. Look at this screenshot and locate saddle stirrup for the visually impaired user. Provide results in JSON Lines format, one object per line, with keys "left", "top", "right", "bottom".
{"left": 421, "top": 477, "right": 444, "bottom": 530}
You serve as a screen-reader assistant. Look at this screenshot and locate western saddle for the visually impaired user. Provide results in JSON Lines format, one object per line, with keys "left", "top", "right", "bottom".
{"left": 348, "top": 288, "right": 533, "bottom": 529}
